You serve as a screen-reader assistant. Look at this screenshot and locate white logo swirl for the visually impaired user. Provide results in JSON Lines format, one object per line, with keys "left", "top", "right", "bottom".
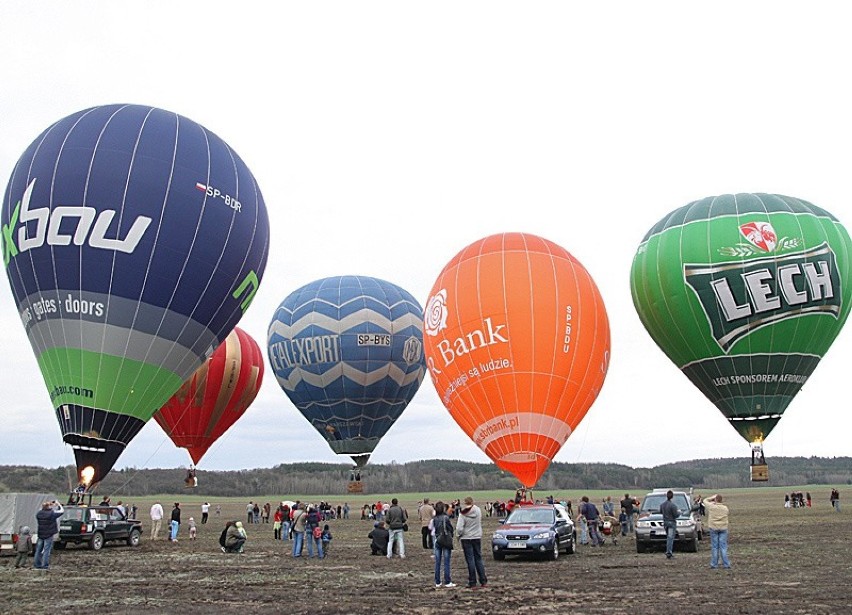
{"left": 424, "top": 289, "right": 448, "bottom": 337}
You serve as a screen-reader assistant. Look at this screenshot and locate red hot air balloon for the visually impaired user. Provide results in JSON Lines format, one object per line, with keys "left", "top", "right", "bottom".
{"left": 423, "top": 233, "right": 611, "bottom": 488}
{"left": 154, "top": 327, "right": 264, "bottom": 466}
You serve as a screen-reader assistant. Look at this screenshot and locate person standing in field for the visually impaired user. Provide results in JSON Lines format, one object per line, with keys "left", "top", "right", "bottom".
{"left": 291, "top": 503, "right": 307, "bottom": 557}
{"left": 456, "top": 496, "right": 488, "bottom": 589}
{"left": 385, "top": 498, "right": 408, "bottom": 559}
{"left": 14, "top": 525, "right": 33, "bottom": 568}
{"left": 150, "top": 501, "right": 164, "bottom": 541}
{"left": 431, "top": 502, "right": 456, "bottom": 588}
{"left": 33, "top": 500, "right": 64, "bottom": 570}
{"left": 620, "top": 494, "right": 636, "bottom": 533}
{"left": 418, "top": 497, "right": 436, "bottom": 551}
{"left": 701, "top": 493, "right": 731, "bottom": 569}
{"left": 660, "top": 490, "right": 680, "bottom": 559}
{"left": 201, "top": 502, "right": 210, "bottom": 524}
{"left": 169, "top": 503, "right": 181, "bottom": 542}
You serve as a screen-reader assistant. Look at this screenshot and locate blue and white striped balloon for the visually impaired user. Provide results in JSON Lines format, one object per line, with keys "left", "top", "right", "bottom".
{"left": 267, "top": 276, "right": 426, "bottom": 466}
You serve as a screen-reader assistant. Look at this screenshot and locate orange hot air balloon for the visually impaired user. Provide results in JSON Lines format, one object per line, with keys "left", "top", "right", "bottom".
{"left": 423, "top": 233, "right": 610, "bottom": 487}
{"left": 154, "top": 327, "right": 264, "bottom": 465}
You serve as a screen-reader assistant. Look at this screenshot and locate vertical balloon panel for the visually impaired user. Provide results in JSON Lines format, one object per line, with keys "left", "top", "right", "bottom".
{"left": 2, "top": 105, "right": 269, "bottom": 483}
{"left": 267, "top": 276, "right": 426, "bottom": 467}
{"left": 423, "top": 233, "right": 611, "bottom": 488}
{"left": 630, "top": 194, "right": 852, "bottom": 448}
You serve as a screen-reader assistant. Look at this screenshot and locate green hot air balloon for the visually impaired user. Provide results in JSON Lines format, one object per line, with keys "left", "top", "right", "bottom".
{"left": 630, "top": 194, "right": 852, "bottom": 479}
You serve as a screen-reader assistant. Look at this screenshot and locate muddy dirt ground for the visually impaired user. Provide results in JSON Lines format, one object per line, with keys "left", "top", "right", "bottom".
{"left": 2, "top": 489, "right": 850, "bottom": 614}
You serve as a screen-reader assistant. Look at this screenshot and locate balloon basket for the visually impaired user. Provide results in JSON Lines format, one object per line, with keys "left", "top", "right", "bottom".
{"left": 347, "top": 480, "right": 364, "bottom": 494}
{"left": 750, "top": 464, "right": 769, "bottom": 482}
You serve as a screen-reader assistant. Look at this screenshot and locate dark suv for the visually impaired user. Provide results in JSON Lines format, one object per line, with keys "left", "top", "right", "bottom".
{"left": 55, "top": 506, "right": 143, "bottom": 551}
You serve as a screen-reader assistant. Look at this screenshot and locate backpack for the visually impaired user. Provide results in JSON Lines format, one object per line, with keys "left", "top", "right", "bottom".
{"left": 312, "top": 525, "right": 323, "bottom": 539}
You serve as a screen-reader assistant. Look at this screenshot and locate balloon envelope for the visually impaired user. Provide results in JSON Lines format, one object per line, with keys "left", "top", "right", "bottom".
{"left": 154, "top": 327, "right": 264, "bottom": 465}
{"left": 422, "top": 233, "right": 611, "bottom": 488}
{"left": 267, "top": 275, "right": 426, "bottom": 466}
{"left": 630, "top": 194, "right": 852, "bottom": 445}
{"left": 2, "top": 104, "right": 270, "bottom": 482}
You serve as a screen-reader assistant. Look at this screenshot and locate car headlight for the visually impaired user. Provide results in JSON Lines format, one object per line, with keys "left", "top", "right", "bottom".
{"left": 492, "top": 533, "right": 505, "bottom": 541}
{"left": 676, "top": 519, "right": 694, "bottom": 527}
{"left": 636, "top": 521, "right": 651, "bottom": 528}
{"left": 532, "top": 532, "right": 551, "bottom": 540}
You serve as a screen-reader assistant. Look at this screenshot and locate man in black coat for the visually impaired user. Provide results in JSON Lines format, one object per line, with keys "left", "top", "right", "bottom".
{"left": 33, "top": 500, "right": 64, "bottom": 570}
{"left": 368, "top": 521, "right": 390, "bottom": 555}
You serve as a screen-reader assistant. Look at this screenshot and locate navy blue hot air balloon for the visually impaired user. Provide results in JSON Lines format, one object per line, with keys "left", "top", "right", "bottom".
{"left": 267, "top": 276, "right": 427, "bottom": 467}
{"left": 2, "top": 104, "right": 270, "bottom": 485}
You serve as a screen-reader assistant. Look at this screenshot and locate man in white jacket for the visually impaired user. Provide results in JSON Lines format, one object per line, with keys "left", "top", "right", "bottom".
{"left": 149, "top": 501, "right": 164, "bottom": 541}
{"left": 455, "top": 496, "right": 488, "bottom": 589}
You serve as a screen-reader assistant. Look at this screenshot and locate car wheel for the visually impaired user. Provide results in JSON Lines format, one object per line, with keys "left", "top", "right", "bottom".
{"left": 636, "top": 540, "right": 648, "bottom": 554}
{"left": 547, "top": 540, "right": 559, "bottom": 561}
{"left": 565, "top": 535, "right": 575, "bottom": 555}
{"left": 685, "top": 535, "right": 698, "bottom": 553}
{"left": 127, "top": 528, "right": 141, "bottom": 547}
{"left": 493, "top": 551, "right": 505, "bottom": 561}
{"left": 89, "top": 532, "right": 104, "bottom": 551}
{"left": 54, "top": 541, "right": 66, "bottom": 550}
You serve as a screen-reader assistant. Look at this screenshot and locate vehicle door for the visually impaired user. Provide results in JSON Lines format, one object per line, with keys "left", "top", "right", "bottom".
{"left": 105, "top": 508, "right": 126, "bottom": 542}
{"left": 553, "top": 507, "right": 570, "bottom": 544}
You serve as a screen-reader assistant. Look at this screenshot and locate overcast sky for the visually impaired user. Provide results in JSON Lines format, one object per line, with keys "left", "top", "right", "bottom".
{"left": 2, "top": 2, "right": 851, "bottom": 479}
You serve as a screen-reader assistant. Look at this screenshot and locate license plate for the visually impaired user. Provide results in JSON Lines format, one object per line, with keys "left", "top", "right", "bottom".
{"left": 508, "top": 541, "right": 526, "bottom": 549}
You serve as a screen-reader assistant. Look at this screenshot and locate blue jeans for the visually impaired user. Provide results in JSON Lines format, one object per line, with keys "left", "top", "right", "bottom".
{"left": 387, "top": 528, "right": 405, "bottom": 557}
{"left": 292, "top": 531, "right": 304, "bottom": 556}
{"left": 709, "top": 528, "right": 730, "bottom": 568}
{"left": 170, "top": 520, "right": 179, "bottom": 541}
{"left": 434, "top": 544, "right": 452, "bottom": 585}
{"left": 307, "top": 534, "right": 324, "bottom": 558}
{"left": 461, "top": 539, "right": 487, "bottom": 587}
{"left": 33, "top": 536, "right": 54, "bottom": 569}
{"left": 665, "top": 522, "right": 676, "bottom": 556}
{"left": 587, "top": 520, "right": 604, "bottom": 545}
{"left": 281, "top": 521, "right": 290, "bottom": 540}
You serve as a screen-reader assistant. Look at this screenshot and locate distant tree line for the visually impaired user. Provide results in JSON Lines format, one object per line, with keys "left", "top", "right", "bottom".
{"left": 0, "top": 456, "right": 849, "bottom": 498}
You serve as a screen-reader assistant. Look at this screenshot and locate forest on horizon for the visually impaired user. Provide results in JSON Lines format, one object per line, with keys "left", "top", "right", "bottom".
{"left": 1, "top": 456, "right": 849, "bottom": 498}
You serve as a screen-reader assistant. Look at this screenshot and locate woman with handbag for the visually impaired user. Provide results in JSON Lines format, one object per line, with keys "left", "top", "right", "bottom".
{"left": 430, "top": 502, "right": 457, "bottom": 588}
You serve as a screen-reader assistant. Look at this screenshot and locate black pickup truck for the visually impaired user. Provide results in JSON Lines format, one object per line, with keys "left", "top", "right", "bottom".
{"left": 55, "top": 506, "right": 143, "bottom": 551}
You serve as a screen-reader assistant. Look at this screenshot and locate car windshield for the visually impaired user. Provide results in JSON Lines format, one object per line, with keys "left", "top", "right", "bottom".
{"left": 642, "top": 494, "right": 690, "bottom": 514}
{"left": 506, "top": 508, "right": 554, "bottom": 525}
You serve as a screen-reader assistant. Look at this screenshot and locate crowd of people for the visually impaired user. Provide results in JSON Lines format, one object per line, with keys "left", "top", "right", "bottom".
{"left": 18, "top": 486, "right": 846, "bottom": 582}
